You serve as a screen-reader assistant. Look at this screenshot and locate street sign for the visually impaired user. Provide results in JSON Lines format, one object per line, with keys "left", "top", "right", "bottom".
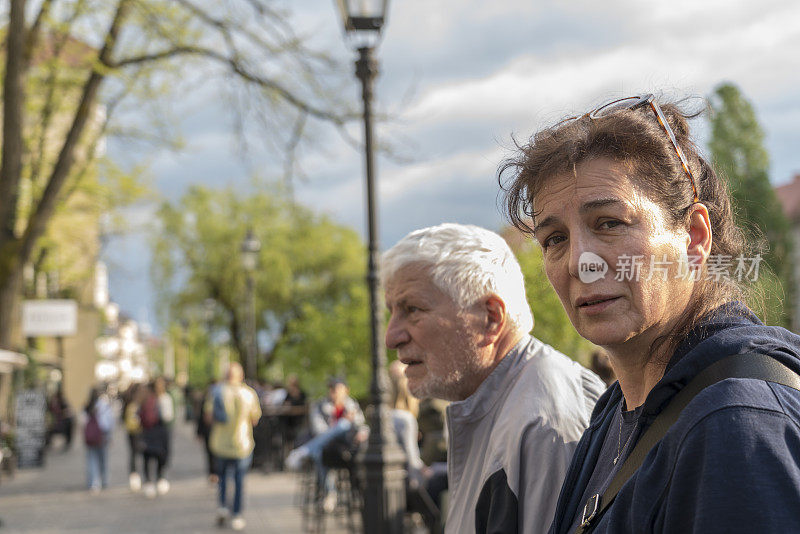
{"left": 21, "top": 299, "right": 78, "bottom": 337}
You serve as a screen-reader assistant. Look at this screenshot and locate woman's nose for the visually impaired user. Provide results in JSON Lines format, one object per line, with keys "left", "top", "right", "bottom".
{"left": 568, "top": 236, "right": 586, "bottom": 279}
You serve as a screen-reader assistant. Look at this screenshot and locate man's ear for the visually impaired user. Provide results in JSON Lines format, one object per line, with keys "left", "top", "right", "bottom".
{"left": 686, "top": 203, "right": 712, "bottom": 265}
{"left": 483, "top": 294, "right": 507, "bottom": 342}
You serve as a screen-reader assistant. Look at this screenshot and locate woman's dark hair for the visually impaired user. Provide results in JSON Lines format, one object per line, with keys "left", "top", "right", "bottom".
{"left": 499, "top": 97, "right": 754, "bottom": 358}
{"left": 85, "top": 386, "right": 101, "bottom": 414}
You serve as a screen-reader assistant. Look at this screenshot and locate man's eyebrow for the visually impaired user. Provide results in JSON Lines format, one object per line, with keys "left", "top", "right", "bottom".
{"left": 533, "top": 198, "right": 624, "bottom": 236}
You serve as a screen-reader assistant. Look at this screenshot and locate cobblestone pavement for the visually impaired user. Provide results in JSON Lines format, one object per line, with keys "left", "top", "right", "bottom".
{"left": 0, "top": 418, "right": 352, "bottom": 534}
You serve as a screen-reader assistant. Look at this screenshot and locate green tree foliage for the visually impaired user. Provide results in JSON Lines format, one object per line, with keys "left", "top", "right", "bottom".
{"left": 275, "top": 281, "right": 371, "bottom": 400}
{"left": 708, "top": 82, "right": 792, "bottom": 326}
{"left": 151, "top": 185, "right": 371, "bottom": 396}
{"left": 502, "top": 229, "right": 593, "bottom": 362}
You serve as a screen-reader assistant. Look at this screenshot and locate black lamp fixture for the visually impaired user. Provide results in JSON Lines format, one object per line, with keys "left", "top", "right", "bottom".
{"left": 334, "top": 1, "right": 406, "bottom": 533}
{"left": 335, "top": 0, "right": 388, "bottom": 34}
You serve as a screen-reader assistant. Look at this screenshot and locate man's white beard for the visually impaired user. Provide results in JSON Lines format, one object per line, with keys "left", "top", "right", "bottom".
{"left": 407, "top": 332, "right": 483, "bottom": 401}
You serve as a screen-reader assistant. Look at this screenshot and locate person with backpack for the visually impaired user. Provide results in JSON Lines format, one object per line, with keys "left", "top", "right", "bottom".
{"left": 83, "top": 385, "right": 114, "bottom": 494}
{"left": 122, "top": 383, "right": 146, "bottom": 491}
{"left": 205, "top": 362, "right": 261, "bottom": 531}
{"left": 196, "top": 380, "right": 219, "bottom": 484}
{"left": 138, "top": 378, "right": 174, "bottom": 498}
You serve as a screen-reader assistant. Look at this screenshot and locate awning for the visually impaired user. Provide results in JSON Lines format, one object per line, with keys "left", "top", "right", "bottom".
{"left": 0, "top": 350, "right": 28, "bottom": 373}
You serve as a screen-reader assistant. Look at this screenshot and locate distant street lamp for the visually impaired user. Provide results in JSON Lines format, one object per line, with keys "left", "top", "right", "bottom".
{"left": 334, "top": 2, "right": 406, "bottom": 533}
{"left": 240, "top": 228, "right": 261, "bottom": 380}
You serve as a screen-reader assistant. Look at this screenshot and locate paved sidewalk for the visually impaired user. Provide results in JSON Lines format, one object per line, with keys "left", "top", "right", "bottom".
{"left": 0, "top": 418, "right": 351, "bottom": 533}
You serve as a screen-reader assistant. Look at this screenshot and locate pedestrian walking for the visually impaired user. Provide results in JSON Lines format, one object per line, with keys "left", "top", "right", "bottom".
{"left": 83, "top": 385, "right": 114, "bottom": 494}
{"left": 46, "top": 387, "right": 74, "bottom": 451}
{"left": 206, "top": 362, "right": 261, "bottom": 531}
{"left": 138, "top": 379, "right": 174, "bottom": 498}
{"left": 122, "top": 383, "right": 146, "bottom": 491}
{"left": 196, "top": 380, "right": 218, "bottom": 484}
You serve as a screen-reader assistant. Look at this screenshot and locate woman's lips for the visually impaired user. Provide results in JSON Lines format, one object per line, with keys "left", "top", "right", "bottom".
{"left": 577, "top": 296, "right": 620, "bottom": 314}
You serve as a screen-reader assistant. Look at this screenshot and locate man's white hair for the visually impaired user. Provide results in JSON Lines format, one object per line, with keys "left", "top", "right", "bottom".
{"left": 382, "top": 223, "right": 534, "bottom": 333}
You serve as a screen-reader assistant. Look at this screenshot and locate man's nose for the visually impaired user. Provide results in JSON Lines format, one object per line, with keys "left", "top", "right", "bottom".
{"left": 385, "top": 314, "right": 410, "bottom": 349}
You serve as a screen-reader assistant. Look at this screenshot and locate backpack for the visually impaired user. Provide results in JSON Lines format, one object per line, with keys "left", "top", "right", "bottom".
{"left": 212, "top": 386, "right": 228, "bottom": 423}
{"left": 124, "top": 403, "right": 142, "bottom": 434}
{"left": 84, "top": 413, "right": 103, "bottom": 446}
{"left": 138, "top": 395, "right": 160, "bottom": 429}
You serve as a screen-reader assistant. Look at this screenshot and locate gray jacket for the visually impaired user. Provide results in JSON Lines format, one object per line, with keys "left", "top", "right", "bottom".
{"left": 445, "top": 335, "right": 605, "bottom": 534}
{"left": 309, "top": 396, "right": 365, "bottom": 436}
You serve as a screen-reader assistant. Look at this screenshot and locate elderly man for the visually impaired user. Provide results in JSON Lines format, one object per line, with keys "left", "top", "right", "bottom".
{"left": 383, "top": 223, "right": 605, "bottom": 534}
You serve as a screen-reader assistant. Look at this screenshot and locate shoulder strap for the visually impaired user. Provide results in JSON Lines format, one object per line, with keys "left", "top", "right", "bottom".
{"left": 576, "top": 352, "right": 800, "bottom": 534}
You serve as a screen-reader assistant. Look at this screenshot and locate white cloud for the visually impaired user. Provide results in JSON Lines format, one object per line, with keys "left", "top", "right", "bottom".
{"left": 401, "top": 2, "right": 800, "bottom": 130}
{"left": 380, "top": 145, "right": 503, "bottom": 200}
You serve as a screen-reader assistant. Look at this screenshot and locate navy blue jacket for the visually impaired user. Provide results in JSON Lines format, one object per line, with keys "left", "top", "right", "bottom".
{"left": 549, "top": 303, "right": 800, "bottom": 533}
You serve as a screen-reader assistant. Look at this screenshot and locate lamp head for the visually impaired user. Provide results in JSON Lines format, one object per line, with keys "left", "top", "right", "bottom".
{"left": 241, "top": 228, "right": 261, "bottom": 272}
{"left": 335, "top": 0, "right": 390, "bottom": 49}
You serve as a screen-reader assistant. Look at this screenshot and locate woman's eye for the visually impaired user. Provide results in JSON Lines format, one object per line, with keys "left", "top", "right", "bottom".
{"left": 599, "top": 219, "right": 622, "bottom": 230}
{"left": 542, "top": 234, "right": 566, "bottom": 249}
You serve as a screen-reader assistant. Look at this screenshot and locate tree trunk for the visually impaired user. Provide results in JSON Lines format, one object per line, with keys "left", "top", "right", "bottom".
{"left": 0, "top": 0, "right": 130, "bottom": 349}
{"left": 0, "top": 257, "right": 23, "bottom": 349}
{"left": 0, "top": 0, "right": 26, "bottom": 237}
{"left": 0, "top": 0, "right": 28, "bottom": 350}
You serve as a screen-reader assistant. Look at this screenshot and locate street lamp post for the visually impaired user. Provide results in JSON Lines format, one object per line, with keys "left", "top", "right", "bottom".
{"left": 334, "top": 2, "right": 406, "bottom": 533}
{"left": 203, "top": 297, "right": 216, "bottom": 380}
{"left": 240, "top": 228, "right": 261, "bottom": 381}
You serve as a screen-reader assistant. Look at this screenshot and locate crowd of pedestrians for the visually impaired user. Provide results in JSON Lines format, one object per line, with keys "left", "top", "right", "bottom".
{"left": 79, "top": 377, "right": 177, "bottom": 498}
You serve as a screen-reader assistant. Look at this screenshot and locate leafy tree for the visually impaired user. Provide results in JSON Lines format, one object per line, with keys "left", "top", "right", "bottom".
{"left": 151, "top": 185, "right": 371, "bottom": 395}
{"left": 708, "top": 82, "right": 792, "bottom": 326}
{"left": 275, "top": 280, "right": 371, "bottom": 399}
{"left": 502, "top": 228, "right": 593, "bottom": 362}
{"left": 0, "top": 0, "right": 353, "bottom": 349}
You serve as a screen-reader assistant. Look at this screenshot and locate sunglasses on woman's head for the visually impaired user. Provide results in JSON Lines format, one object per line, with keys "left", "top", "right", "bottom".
{"left": 565, "top": 94, "right": 699, "bottom": 203}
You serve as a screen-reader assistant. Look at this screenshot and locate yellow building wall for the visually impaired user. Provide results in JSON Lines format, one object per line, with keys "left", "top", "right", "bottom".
{"left": 42, "top": 306, "right": 101, "bottom": 412}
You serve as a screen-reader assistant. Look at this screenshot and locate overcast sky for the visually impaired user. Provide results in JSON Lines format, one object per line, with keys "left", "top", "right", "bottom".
{"left": 104, "top": 0, "right": 800, "bottom": 332}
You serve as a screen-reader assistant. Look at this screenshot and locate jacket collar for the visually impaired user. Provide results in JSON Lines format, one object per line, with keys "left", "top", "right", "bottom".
{"left": 447, "top": 335, "right": 535, "bottom": 422}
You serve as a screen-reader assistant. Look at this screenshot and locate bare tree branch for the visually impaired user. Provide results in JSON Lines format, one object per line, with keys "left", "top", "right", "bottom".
{"left": 23, "top": 0, "right": 54, "bottom": 67}
{"left": 283, "top": 111, "right": 307, "bottom": 196}
{"left": 20, "top": 0, "right": 132, "bottom": 264}
{"left": 110, "top": 44, "right": 353, "bottom": 124}
{"left": 29, "top": 20, "right": 82, "bottom": 194}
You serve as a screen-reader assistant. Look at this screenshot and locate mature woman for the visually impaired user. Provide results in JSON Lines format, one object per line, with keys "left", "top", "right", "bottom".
{"left": 500, "top": 94, "right": 800, "bottom": 533}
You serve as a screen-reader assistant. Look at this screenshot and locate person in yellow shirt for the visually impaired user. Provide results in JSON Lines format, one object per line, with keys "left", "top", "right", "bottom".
{"left": 206, "top": 362, "right": 262, "bottom": 531}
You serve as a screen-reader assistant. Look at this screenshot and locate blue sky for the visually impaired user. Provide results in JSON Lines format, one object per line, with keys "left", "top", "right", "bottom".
{"left": 103, "top": 0, "right": 800, "bottom": 333}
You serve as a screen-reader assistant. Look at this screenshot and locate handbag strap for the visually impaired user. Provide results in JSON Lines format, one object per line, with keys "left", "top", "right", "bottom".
{"left": 576, "top": 352, "right": 800, "bottom": 534}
